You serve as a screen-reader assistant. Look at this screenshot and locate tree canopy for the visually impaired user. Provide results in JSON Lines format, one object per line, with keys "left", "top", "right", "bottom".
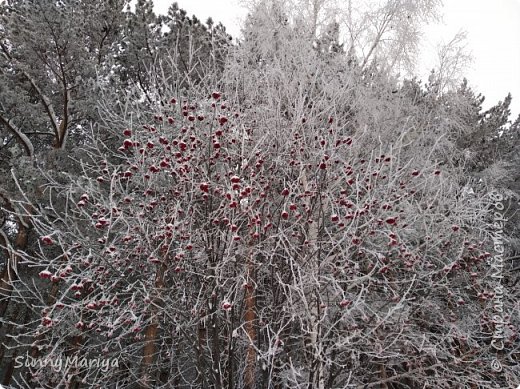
{"left": 0, "top": 0, "right": 518, "bottom": 388}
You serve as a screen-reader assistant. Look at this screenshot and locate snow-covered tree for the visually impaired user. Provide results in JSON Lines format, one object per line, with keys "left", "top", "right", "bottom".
{"left": 5, "top": 4, "right": 517, "bottom": 388}
{"left": 1, "top": 1, "right": 518, "bottom": 388}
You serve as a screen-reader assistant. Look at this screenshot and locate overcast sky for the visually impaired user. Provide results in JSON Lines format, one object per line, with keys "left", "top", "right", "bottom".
{"left": 153, "top": 0, "right": 520, "bottom": 119}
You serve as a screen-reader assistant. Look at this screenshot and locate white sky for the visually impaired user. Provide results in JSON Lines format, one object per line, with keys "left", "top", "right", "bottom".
{"left": 153, "top": 0, "right": 520, "bottom": 119}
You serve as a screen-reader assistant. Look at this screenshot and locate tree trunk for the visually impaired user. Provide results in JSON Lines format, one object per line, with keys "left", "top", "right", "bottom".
{"left": 140, "top": 263, "right": 166, "bottom": 387}
{"left": 0, "top": 217, "right": 27, "bottom": 318}
{"left": 244, "top": 254, "right": 256, "bottom": 389}
{"left": 0, "top": 217, "right": 28, "bottom": 386}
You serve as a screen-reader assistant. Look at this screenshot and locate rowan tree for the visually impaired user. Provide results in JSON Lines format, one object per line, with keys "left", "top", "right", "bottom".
{"left": 2, "top": 1, "right": 519, "bottom": 388}
{"left": 7, "top": 6, "right": 518, "bottom": 389}
{"left": 0, "top": 0, "right": 231, "bottom": 385}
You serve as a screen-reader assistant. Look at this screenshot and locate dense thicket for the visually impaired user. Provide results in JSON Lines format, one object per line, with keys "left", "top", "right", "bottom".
{"left": 0, "top": 0, "right": 518, "bottom": 388}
